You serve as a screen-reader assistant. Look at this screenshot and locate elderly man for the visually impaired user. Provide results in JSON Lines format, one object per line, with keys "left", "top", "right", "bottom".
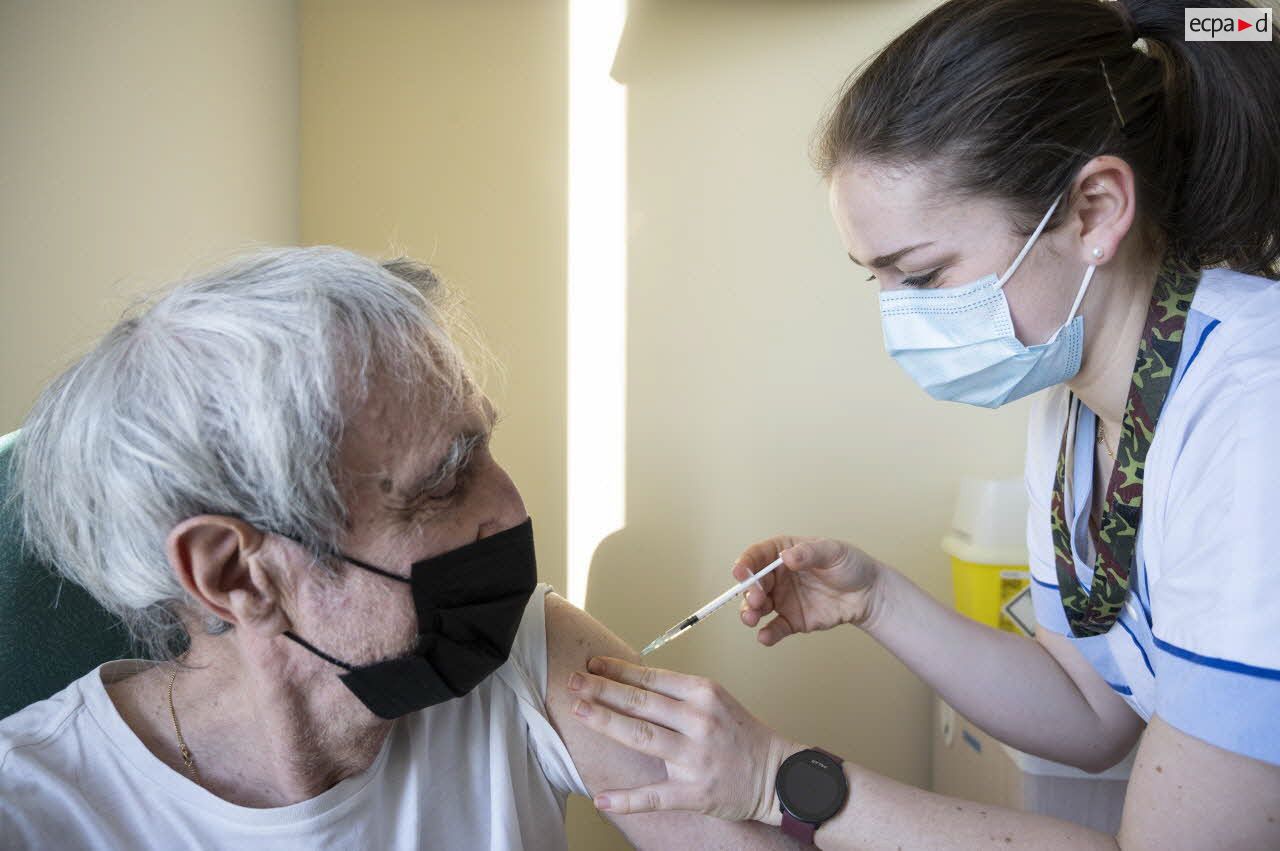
{"left": 0, "top": 248, "right": 799, "bottom": 850}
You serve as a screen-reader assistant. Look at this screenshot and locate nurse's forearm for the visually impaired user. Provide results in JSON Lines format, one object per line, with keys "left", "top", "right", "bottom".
{"left": 814, "top": 761, "right": 1119, "bottom": 851}
{"left": 859, "top": 565, "right": 1128, "bottom": 769}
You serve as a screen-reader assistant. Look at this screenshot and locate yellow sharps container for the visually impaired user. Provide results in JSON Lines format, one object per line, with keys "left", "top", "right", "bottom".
{"left": 940, "top": 478, "right": 1034, "bottom": 636}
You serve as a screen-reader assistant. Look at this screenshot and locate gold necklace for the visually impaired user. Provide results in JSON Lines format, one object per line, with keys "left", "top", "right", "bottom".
{"left": 1096, "top": 416, "right": 1117, "bottom": 463}
{"left": 167, "top": 669, "right": 200, "bottom": 781}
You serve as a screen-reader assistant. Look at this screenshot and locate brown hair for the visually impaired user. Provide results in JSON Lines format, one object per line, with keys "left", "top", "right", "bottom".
{"left": 816, "top": 0, "right": 1280, "bottom": 277}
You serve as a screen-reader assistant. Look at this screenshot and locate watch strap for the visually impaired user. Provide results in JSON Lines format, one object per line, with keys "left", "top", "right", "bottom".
{"left": 780, "top": 810, "right": 817, "bottom": 843}
{"left": 813, "top": 747, "right": 843, "bottom": 765}
{"left": 778, "top": 748, "right": 844, "bottom": 845}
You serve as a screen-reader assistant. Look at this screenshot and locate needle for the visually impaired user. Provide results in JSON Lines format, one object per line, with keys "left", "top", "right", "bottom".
{"left": 640, "top": 556, "right": 785, "bottom": 656}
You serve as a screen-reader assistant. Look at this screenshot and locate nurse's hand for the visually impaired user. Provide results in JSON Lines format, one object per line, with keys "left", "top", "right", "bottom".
{"left": 734, "top": 536, "right": 882, "bottom": 646}
{"left": 567, "top": 656, "right": 802, "bottom": 823}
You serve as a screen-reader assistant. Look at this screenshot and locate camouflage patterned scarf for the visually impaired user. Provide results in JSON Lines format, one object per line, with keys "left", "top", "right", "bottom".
{"left": 1051, "top": 257, "right": 1201, "bottom": 637}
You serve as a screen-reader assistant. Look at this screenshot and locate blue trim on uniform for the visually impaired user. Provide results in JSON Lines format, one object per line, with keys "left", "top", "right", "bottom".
{"left": 1157, "top": 644, "right": 1280, "bottom": 767}
{"left": 1131, "top": 571, "right": 1153, "bottom": 628}
{"left": 1031, "top": 573, "right": 1090, "bottom": 597}
{"left": 1137, "top": 557, "right": 1153, "bottom": 628}
{"left": 1153, "top": 636, "right": 1280, "bottom": 681}
{"left": 1116, "top": 616, "right": 1155, "bottom": 677}
{"left": 1106, "top": 682, "right": 1132, "bottom": 695}
{"left": 1029, "top": 578, "right": 1070, "bottom": 636}
{"left": 1182, "top": 318, "right": 1221, "bottom": 376}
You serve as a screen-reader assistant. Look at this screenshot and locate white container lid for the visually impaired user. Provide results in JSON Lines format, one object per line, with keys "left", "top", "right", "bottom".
{"left": 999, "top": 741, "right": 1136, "bottom": 780}
{"left": 940, "top": 477, "right": 1029, "bottom": 566}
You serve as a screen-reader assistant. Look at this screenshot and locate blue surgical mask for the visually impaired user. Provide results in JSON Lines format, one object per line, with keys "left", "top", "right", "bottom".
{"left": 878, "top": 195, "right": 1096, "bottom": 409}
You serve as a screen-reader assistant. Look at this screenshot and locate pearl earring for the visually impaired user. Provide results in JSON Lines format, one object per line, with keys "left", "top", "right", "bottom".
{"left": 1091, "top": 247, "right": 1105, "bottom": 260}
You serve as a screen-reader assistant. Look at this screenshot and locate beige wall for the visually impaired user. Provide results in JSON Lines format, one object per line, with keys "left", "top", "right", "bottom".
{"left": 587, "top": 0, "right": 1034, "bottom": 844}
{"left": 582, "top": 0, "right": 1029, "bottom": 840}
{"left": 0, "top": 0, "right": 300, "bottom": 432}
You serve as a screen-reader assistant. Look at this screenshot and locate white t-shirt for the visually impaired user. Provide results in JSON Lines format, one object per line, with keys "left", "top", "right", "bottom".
{"left": 0, "top": 583, "right": 589, "bottom": 850}
{"left": 1025, "top": 268, "right": 1280, "bottom": 766}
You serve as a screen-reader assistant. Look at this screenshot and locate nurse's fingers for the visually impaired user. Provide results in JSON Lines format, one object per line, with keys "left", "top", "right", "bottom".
{"left": 740, "top": 591, "right": 774, "bottom": 626}
{"left": 740, "top": 605, "right": 761, "bottom": 628}
{"left": 780, "top": 537, "right": 850, "bottom": 573}
{"left": 733, "top": 538, "right": 791, "bottom": 576}
{"left": 593, "top": 783, "right": 686, "bottom": 815}
{"left": 755, "top": 613, "right": 796, "bottom": 647}
{"left": 732, "top": 560, "right": 785, "bottom": 615}
{"left": 586, "top": 656, "right": 704, "bottom": 702}
{"left": 570, "top": 698, "right": 684, "bottom": 763}
{"left": 731, "top": 560, "right": 776, "bottom": 600}
{"left": 568, "top": 669, "right": 685, "bottom": 732}
{"left": 740, "top": 586, "right": 774, "bottom": 614}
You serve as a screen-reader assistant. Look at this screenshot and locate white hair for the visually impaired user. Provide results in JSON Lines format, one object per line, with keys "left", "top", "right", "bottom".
{"left": 15, "top": 247, "right": 472, "bottom": 659}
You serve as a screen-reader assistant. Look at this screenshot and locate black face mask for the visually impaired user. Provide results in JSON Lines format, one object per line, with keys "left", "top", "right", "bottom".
{"left": 284, "top": 518, "right": 538, "bottom": 720}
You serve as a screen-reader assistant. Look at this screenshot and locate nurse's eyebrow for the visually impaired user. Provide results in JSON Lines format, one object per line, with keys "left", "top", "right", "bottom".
{"left": 848, "top": 241, "right": 935, "bottom": 269}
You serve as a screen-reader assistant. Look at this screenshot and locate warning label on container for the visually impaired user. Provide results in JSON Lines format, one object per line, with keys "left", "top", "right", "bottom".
{"left": 998, "top": 570, "right": 1035, "bottom": 636}
{"left": 1001, "top": 584, "right": 1036, "bottom": 637}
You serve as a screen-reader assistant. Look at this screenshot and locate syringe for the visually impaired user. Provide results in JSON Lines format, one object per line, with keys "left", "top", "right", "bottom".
{"left": 640, "top": 556, "right": 786, "bottom": 656}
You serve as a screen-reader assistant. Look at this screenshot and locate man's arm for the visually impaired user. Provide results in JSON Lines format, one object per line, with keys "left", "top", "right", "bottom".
{"left": 543, "top": 593, "right": 804, "bottom": 850}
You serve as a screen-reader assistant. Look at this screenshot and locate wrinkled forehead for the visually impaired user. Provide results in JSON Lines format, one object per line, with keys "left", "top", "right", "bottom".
{"left": 338, "top": 367, "right": 489, "bottom": 478}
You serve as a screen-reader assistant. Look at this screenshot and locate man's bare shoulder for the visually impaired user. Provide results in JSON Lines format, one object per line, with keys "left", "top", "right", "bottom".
{"left": 541, "top": 592, "right": 639, "bottom": 747}
{"left": 539, "top": 593, "right": 803, "bottom": 851}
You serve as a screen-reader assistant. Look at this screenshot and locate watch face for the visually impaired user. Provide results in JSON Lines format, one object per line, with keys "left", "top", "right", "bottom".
{"left": 776, "top": 749, "right": 848, "bottom": 824}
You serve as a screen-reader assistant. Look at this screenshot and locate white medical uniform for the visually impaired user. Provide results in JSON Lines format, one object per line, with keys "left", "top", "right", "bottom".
{"left": 1026, "top": 267, "right": 1280, "bottom": 766}
{"left": 0, "top": 584, "right": 589, "bottom": 850}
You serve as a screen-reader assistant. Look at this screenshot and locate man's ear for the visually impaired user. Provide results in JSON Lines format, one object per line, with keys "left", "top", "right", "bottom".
{"left": 1069, "top": 155, "right": 1138, "bottom": 266}
{"left": 166, "top": 516, "right": 289, "bottom": 636}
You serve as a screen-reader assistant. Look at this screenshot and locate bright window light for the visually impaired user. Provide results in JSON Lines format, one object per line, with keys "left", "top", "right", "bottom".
{"left": 567, "top": 0, "right": 627, "bottom": 609}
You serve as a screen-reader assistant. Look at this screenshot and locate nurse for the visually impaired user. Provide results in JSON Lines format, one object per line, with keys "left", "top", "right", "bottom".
{"left": 568, "top": 0, "right": 1280, "bottom": 847}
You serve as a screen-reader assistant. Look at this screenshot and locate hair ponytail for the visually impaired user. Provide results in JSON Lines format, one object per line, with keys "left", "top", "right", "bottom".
{"left": 1118, "top": 1, "right": 1280, "bottom": 275}
{"left": 816, "top": 0, "right": 1280, "bottom": 277}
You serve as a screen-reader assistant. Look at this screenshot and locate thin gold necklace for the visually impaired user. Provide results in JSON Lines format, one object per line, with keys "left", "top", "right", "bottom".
{"left": 1096, "top": 416, "right": 1117, "bottom": 463}
{"left": 167, "top": 669, "right": 200, "bottom": 781}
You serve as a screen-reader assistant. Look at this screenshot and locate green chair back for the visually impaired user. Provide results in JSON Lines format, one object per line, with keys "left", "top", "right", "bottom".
{"left": 0, "top": 430, "right": 134, "bottom": 719}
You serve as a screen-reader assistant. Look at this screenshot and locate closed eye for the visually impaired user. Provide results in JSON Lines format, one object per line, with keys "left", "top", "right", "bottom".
{"left": 865, "top": 269, "right": 942, "bottom": 289}
{"left": 399, "top": 432, "right": 488, "bottom": 510}
{"left": 424, "top": 467, "right": 470, "bottom": 503}
{"left": 901, "top": 269, "right": 941, "bottom": 289}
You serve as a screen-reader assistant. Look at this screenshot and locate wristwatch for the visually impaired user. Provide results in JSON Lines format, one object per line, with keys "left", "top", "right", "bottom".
{"left": 775, "top": 747, "right": 848, "bottom": 845}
